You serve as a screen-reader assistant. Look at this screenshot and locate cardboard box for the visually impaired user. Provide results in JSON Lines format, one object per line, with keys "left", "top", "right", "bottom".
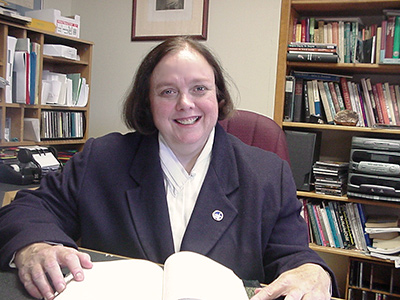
{"left": 43, "top": 44, "right": 78, "bottom": 60}
{"left": 26, "top": 9, "right": 80, "bottom": 38}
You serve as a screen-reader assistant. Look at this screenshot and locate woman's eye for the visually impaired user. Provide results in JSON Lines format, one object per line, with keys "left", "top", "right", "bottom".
{"left": 194, "top": 86, "right": 206, "bottom": 93}
{"left": 161, "top": 89, "right": 176, "bottom": 96}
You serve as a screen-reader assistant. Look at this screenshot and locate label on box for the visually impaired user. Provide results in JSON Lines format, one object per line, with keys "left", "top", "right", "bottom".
{"left": 56, "top": 20, "right": 79, "bottom": 37}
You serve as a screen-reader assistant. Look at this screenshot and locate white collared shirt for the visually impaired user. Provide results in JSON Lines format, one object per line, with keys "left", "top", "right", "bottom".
{"left": 159, "top": 128, "right": 214, "bottom": 252}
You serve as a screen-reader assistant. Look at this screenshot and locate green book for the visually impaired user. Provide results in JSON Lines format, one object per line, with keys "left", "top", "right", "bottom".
{"left": 393, "top": 16, "right": 400, "bottom": 58}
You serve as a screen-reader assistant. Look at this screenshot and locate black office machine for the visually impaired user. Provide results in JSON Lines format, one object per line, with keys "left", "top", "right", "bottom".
{"left": 348, "top": 137, "right": 400, "bottom": 202}
{"left": 0, "top": 146, "right": 62, "bottom": 185}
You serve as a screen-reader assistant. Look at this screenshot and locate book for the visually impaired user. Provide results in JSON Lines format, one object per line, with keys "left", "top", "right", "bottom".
{"left": 283, "top": 75, "right": 295, "bottom": 121}
{"left": 286, "top": 52, "right": 339, "bottom": 63}
{"left": 393, "top": 16, "right": 400, "bottom": 58}
{"left": 317, "top": 80, "right": 334, "bottom": 123}
{"left": 385, "top": 16, "right": 396, "bottom": 58}
{"left": 339, "top": 77, "right": 352, "bottom": 110}
{"left": 293, "top": 78, "right": 303, "bottom": 121}
{"left": 366, "top": 215, "right": 399, "bottom": 228}
{"left": 5, "top": 36, "right": 17, "bottom": 104}
{"left": 56, "top": 251, "right": 250, "bottom": 300}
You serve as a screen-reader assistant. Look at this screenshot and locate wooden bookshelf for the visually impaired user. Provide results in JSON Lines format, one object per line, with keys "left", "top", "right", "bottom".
{"left": 0, "top": 19, "right": 93, "bottom": 152}
{"left": 274, "top": 0, "right": 400, "bottom": 298}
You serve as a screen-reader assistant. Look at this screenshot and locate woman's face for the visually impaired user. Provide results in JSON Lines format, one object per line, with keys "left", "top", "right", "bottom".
{"left": 149, "top": 47, "right": 219, "bottom": 154}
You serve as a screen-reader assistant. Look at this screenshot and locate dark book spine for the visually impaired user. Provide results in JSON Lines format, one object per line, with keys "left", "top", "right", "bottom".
{"left": 287, "top": 52, "right": 339, "bottom": 62}
{"left": 293, "top": 78, "right": 304, "bottom": 122}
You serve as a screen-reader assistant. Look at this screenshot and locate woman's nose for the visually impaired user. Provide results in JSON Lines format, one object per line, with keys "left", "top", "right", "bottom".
{"left": 176, "top": 93, "right": 195, "bottom": 110}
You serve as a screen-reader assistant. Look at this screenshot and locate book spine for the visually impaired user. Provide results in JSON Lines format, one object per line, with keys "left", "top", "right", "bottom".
{"left": 366, "top": 78, "right": 382, "bottom": 124}
{"left": 324, "top": 202, "right": 341, "bottom": 248}
{"left": 292, "top": 18, "right": 298, "bottom": 43}
{"left": 356, "top": 203, "right": 372, "bottom": 247}
{"left": 318, "top": 80, "right": 334, "bottom": 123}
{"left": 394, "top": 16, "right": 400, "bottom": 58}
{"left": 312, "top": 80, "right": 321, "bottom": 116}
{"left": 284, "top": 76, "right": 295, "bottom": 121}
{"left": 355, "top": 83, "right": 369, "bottom": 126}
{"left": 383, "top": 82, "right": 395, "bottom": 124}
{"left": 333, "top": 82, "right": 345, "bottom": 111}
{"left": 385, "top": 16, "right": 396, "bottom": 58}
{"left": 340, "top": 77, "right": 352, "bottom": 110}
{"left": 293, "top": 78, "right": 304, "bottom": 122}
{"left": 328, "top": 201, "right": 344, "bottom": 248}
{"left": 306, "top": 202, "right": 322, "bottom": 246}
{"left": 390, "top": 84, "right": 400, "bottom": 125}
{"left": 323, "top": 81, "right": 337, "bottom": 118}
{"left": 303, "top": 80, "right": 310, "bottom": 122}
{"left": 375, "top": 83, "right": 390, "bottom": 124}
{"left": 328, "top": 81, "right": 341, "bottom": 112}
{"left": 381, "top": 20, "right": 387, "bottom": 62}
{"left": 286, "top": 52, "right": 338, "bottom": 63}
{"left": 339, "top": 203, "right": 356, "bottom": 249}
{"left": 314, "top": 204, "right": 330, "bottom": 247}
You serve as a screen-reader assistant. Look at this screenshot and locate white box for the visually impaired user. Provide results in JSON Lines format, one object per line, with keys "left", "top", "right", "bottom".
{"left": 26, "top": 9, "right": 80, "bottom": 38}
{"left": 43, "top": 44, "right": 78, "bottom": 60}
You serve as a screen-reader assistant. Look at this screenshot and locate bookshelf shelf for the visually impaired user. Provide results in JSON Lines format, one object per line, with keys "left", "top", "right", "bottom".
{"left": 275, "top": 0, "right": 400, "bottom": 298}
{"left": 0, "top": 19, "right": 93, "bottom": 150}
{"left": 309, "top": 244, "right": 391, "bottom": 262}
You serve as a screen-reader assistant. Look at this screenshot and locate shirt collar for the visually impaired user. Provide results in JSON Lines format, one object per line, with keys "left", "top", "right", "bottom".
{"left": 159, "top": 127, "right": 215, "bottom": 191}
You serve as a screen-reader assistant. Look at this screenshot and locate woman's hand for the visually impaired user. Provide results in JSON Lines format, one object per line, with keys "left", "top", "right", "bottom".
{"left": 14, "top": 243, "right": 93, "bottom": 300}
{"left": 251, "top": 263, "right": 331, "bottom": 300}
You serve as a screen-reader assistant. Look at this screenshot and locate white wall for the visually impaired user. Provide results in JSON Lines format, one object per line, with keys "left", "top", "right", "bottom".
{"left": 43, "top": 0, "right": 282, "bottom": 138}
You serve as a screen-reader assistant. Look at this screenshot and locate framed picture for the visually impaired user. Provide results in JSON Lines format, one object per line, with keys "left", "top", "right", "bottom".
{"left": 132, "top": 0, "right": 209, "bottom": 41}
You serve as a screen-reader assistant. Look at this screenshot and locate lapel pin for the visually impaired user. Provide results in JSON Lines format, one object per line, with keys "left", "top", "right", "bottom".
{"left": 212, "top": 210, "right": 224, "bottom": 222}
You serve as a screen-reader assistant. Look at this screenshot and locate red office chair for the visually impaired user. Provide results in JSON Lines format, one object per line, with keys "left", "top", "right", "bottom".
{"left": 219, "top": 109, "right": 290, "bottom": 163}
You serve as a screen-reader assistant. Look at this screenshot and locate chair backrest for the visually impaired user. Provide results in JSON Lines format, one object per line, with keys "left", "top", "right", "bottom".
{"left": 219, "top": 110, "right": 290, "bottom": 163}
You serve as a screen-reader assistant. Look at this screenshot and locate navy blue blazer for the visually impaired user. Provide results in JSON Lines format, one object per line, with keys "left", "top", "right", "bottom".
{"left": 0, "top": 124, "right": 335, "bottom": 289}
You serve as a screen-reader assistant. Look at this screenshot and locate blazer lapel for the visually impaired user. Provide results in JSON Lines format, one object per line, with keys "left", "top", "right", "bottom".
{"left": 126, "top": 134, "right": 175, "bottom": 263}
{"left": 181, "top": 124, "right": 240, "bottom": 255}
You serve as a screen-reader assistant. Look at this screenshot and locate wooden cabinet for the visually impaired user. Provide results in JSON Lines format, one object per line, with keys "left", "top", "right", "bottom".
{"left": 0, "top": 19, "right": 93, "bottom": 151}
{"left": 274, "top": 0, "right": 400, "bottom": 298}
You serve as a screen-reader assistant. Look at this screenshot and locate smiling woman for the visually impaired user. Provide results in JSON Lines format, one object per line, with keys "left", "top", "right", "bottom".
{"left": 0, "top": 36, "right": 336, "bottom": 300}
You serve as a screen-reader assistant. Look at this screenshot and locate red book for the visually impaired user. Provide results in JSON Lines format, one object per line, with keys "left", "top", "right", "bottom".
{"left": 369, "top": 79, "right": 384, "bottom": 124}
{"left": 292, "top": 18, "right": 298, "bottom": 42}
{"left": 340, "top": 77, "right": 352, "bottom": 110}
{"left": 301, "top": 19, "right": 307, "bottom": 42}
{"left": 328, "top": 81, "right": 340, "bottom": 112}
{"left": 375, "top": 82, "right": 390, "bottom": 124}
{"left": 390, "top": 84, "right": 400, "bottom": 125}
{"left": 385, "top": 16, "right": 396, "bottom": 58}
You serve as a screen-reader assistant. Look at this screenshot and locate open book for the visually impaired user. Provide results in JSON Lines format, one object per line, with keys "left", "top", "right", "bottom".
{"left": 56, "top": 251, "right": 250, "bottom": 300}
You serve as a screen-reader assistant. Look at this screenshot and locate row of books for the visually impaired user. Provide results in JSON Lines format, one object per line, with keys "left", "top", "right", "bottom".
{"left": 287, "top": 42, "right": 339, "bottom": 63}
{"left": 284, "top": 71, "right": 400, "bottom": 127}
{"left": 6, "top": 36, "right": 41, "bottom": 105}
{"left": 302, "top": 199, "right": 371, "bottom": 251}
{"left": 41, "top": 110, "right": 84, "bottom": 140}
{"left": 5, "top": 36, "right": 89, "bottom": 107}
{"left": 292, "top": 9, "right": 400, "bottom": 64}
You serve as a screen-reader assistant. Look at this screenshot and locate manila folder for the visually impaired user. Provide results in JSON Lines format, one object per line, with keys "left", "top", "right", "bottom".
{"left": 56, "top": 251, "right": 249, "bottom": 300}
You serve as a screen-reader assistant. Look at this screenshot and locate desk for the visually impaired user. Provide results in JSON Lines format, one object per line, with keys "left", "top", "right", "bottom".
{"left": 0, "top": 249, "right": 122, "bottom": 300}
{"left": 0, "top": 182, "right": 39, "bottom": 207}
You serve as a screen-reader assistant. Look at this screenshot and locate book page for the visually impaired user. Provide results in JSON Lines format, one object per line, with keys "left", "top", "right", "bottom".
{"left": 56, "top": 259, "right": 163, "bottom": 299}
{"left": 163, "top": 251, "right": 248, "bottom": 300}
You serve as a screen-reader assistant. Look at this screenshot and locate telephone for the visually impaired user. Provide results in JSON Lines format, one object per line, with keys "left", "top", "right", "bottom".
{"left": 0, "top": 146, "right": 62, "bottom": 185}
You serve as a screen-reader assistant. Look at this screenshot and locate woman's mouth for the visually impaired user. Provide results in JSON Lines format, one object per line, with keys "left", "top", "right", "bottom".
{"left": 175, "top": 116, "right": 200, "bottom": 125}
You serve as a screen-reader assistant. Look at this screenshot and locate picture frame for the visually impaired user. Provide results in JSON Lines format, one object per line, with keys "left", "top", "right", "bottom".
{"left": 132, "top": 0, "right": 209, "bottom": 41}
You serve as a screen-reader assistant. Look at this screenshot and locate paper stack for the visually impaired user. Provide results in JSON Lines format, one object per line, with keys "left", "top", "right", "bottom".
{"left": 366, "top": 215, "right": 400, "bottom": 266}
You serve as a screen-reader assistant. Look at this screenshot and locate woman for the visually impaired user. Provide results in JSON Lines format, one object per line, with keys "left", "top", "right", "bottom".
{"left": 0, "top": 37, "right": 335, "bottom": 300}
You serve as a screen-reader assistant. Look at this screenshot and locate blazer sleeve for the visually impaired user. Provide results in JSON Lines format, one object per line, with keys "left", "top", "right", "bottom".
{"left": 0, "top": 138, "right": 97, "bottom": 269}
